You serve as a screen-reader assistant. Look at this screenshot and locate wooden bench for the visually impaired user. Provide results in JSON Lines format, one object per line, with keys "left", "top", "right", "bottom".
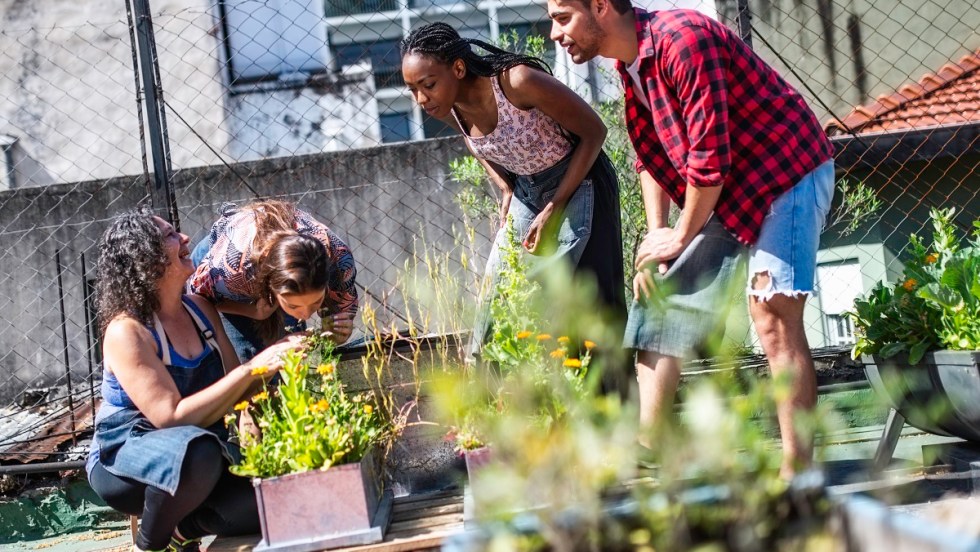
{"left": 207, "top": 489, "right": 464, "bottom": 552}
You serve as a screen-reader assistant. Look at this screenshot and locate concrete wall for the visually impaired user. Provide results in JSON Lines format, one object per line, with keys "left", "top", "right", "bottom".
{"left": 0, "top": 0, "right": 227, "bottom": 184}
{"left": 0, "top": 136, "right": 487, "bottom": 404}
{"left": 0, "top": 0, "right": 381, "bottom": 187}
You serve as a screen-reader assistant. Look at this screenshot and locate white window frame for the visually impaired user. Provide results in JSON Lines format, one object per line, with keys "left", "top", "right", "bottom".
{"left": 222, "top": 0, "right": 332, "bottom": 83}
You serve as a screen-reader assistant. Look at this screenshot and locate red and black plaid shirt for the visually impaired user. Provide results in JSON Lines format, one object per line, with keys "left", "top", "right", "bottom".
{"left": 618, "top": 8, "right": 833, "bottom": 245}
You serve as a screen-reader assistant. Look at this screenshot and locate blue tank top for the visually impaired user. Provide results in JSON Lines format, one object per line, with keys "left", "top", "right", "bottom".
{"left": 99, "top": 297, "right": 222, "bottom": 408}
{"left": 87, "top": 297, "right": 227, "bottom": 479}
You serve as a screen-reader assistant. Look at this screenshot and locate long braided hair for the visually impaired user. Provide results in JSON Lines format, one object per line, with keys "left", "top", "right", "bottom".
{"left": 400, "top": 22, "right": 551, "bottom": 77}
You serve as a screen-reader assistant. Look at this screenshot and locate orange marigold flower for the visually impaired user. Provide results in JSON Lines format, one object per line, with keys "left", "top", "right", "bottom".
{"left": 311, "top": 399, "right": 329, "bottom": 413}
{"left": 563, "top": 358, "right": 582, "bottom": 369}
{"left": 925, "top": 253, "right": 938, "bottom": 264}
{"left": 584, "top": 340, "right": 596, "bottom": 350}
{"left": 557, "top": 336, "right": 570, "bottom": 344}
{"left": 251, "top": 391, "right": 269, "bottom": 402}
{"left": 550, "top": 349, "right": 564, "bottom": 359}
{"left": 316, "top": 363, "right": 335, "bottom": 375}
{"left": 516, "top": 330, "right": 533, "bottom": 339}
{"left": 250, "top": 365, "right": 270, "bottom": 376}
{"left": 363, "top": 404, "right": 374, "bottom": 415}
{"left": 233, "top": 401, "right": 249, "bottom": 411}
{"left": 536, "top": 334, "right": 552, "bottom": 341}
{"left": 903, "top": 278, "right": 917, "bottom": 291}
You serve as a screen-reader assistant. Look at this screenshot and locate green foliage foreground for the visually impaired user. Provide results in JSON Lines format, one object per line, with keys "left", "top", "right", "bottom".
{"left": 424, "top": 219, "right": 839, "bottom": 551}
{"left": 851, "top": 208, "right": 980, "bottom": 363}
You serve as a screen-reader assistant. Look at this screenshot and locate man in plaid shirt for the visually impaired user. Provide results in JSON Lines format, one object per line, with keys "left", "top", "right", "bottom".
{"left": 548, "top": 0, "right": 835, "bottom": 476}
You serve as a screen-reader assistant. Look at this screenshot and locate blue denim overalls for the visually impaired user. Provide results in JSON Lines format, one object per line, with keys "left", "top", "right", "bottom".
{"left": 86, "top": 297, "right": 234, "bottom": 495}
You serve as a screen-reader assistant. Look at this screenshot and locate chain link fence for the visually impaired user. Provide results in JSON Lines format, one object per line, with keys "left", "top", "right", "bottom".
{"left": 0, "top": 0, "right": 977, "bottom": 463}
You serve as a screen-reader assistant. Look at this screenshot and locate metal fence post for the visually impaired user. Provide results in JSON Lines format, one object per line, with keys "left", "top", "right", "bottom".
{"left": 737, "top": 0, "right": 754, "bottom": 49}
{"left": 127, "top": 0, "right": 179, "bottom": 230}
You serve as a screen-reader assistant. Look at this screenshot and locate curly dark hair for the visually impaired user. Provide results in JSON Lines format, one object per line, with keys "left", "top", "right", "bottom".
{"left": 400, "top": 22, "right": 551, "bottom": 78}
{"left": 95, "top": 207, "right": 167, "bottom": 337}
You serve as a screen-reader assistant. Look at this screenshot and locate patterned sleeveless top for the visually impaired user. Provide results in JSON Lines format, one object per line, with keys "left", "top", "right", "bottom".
{"left": 453, "top": 75, "right": 572, "bottom": 176}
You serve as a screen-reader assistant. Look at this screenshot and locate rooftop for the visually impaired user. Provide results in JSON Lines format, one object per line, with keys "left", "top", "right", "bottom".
{"left": 826, "top": 49, "right": 980, "bottom": 136}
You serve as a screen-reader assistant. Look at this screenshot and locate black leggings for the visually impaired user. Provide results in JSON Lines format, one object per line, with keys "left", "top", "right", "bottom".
{"left": 89, "top": 437, "right": 259, "bottom": 551}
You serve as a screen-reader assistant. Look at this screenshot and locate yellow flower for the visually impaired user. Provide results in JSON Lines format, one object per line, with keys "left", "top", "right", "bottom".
{"left": 557, "top": 336, "right": 570, "bottom": 344}
{"left": 563, "top": 358, "right": 582, "bottom": 369}
{"left": 516, "top": 330, "right": 533, "bottom": 339}
{"left": 316, "top": 363, "right": 335, "bottom": 375}
{"left": 536, "top": 334, "right": 552, "bottom": 341}
{"left": 251, "top": 391, "right": 269, "bottom": 402}
{"left": 550, "top": 349, "right": 565, "bottom": 359}
{"left": 310, "top": 399, "right": 329, "bottom": 413}
{"left": 925, "top": 253, "right": 938, "bottom": 264}
{"left": 223, "top": 414, "right": 236, "bottom": 427}
{"left": 234, "top": 401, "right": 249, "bottom": 411}
{"left": 903, "top": 278, "right": 917, "bottom": 291}
{"left": 363, "top": 404, "right": 374, "bottom": 415}
{"left": 584, "top": 340, "right": 596, "bottom": 350}
{"left": 250, "top": 365, "right": 269, "bottom": 376}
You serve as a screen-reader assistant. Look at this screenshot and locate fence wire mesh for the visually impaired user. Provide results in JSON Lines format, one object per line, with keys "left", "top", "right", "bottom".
{"left": 0, "top": 0, "right": 976, "bottom": 463}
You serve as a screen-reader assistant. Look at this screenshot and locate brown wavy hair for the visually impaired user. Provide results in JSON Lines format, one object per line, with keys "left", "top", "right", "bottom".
{"left": 245, "top": 200, "right": 332, "bottom": 341}
{"left": 95, "top": 206, "right": 167, "bottom": 337}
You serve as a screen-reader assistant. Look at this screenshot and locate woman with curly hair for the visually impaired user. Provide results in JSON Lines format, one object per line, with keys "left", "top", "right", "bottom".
{"left": 190, "top": 199, "right": 358, "bottom": 362}
{"left": 400, "top": 22, "right": 626, "bottom": 357}
{"left": 87, "top": 207, "right": 303, "bottom": 552}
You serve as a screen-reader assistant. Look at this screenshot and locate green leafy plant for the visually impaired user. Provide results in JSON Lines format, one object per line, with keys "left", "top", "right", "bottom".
{"left": 828, "top": 178, "right": 883, "bottom": 237}
{"left": 449, "top": 156, "right": 499, "bottom": 227}
{"left": 444, "top": 217, "right": 596, "bottom": 452}
{"left": 851, "top": 208, "right": 980, "bottom": 363}
{"left": 229, "top": 333, "right": 395, "bottom": 478}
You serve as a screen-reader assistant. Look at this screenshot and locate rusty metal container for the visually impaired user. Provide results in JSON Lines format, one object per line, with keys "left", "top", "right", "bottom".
{"left": 253, "top": 451, "right": 393, "bottom": 551}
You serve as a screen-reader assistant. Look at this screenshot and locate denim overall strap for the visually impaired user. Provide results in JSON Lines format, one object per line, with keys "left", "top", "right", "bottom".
{"left": 151, "top": 314, "right": 173, "bottom": 367}
{"left": 181, "top": 297, "right": 224, "bottom": 370}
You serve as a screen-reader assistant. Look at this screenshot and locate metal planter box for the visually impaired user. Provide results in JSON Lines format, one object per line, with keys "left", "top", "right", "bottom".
{"left": 864, "top": 350, "right": 980, "bottom": 441}
{"left": 253, "top": 452, "right": 393, "bottom": 552}
{"left": 838, "top": 495, "right": 980, "bottom": 552}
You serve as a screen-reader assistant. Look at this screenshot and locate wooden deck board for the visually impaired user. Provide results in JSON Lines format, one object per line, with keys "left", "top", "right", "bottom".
{"left": 207, "top": 491, "right": 464, "bottom": 552}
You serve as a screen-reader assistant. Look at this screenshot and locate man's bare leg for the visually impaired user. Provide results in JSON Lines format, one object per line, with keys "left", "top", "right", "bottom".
{"left": 636, "top": 350, "right": 682, "bottom": 448}
{"left": 749, "top": 271, "right": 817, "bottom": 478}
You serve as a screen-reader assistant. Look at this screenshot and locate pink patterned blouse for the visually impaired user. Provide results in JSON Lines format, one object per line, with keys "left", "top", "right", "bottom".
{"left": 453, "top": 75, "right": 572, "bottom": 176}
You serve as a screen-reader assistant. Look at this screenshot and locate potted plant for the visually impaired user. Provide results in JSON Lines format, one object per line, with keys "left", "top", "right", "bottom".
{"left": 852, "top": 208, "right": 980, "bottom": 441}
{"left": 228, "top": 333, "right": 398, "bottom": 551}
{"left": 439, "top": 219, "right": 598, "bottom": 520}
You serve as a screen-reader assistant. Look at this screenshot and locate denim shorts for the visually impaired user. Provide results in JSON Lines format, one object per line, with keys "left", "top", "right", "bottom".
{"left": 747, "top": 159, "right": 835, "bottom": 299}
{"left": 624, "top": 159, "right": 835, "bottom": 358}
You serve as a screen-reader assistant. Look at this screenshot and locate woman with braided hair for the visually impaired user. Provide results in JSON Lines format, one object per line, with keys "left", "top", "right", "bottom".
{"left": 401, "top": 22, "right": 626, "bottom": 358}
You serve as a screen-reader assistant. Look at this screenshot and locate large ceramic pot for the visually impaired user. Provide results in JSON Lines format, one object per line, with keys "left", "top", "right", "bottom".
{"left": 863, "top": 350, "right": 980, "bottom": 441}
{"left": 252, "top": 451, "right": 393, "bottom": 551}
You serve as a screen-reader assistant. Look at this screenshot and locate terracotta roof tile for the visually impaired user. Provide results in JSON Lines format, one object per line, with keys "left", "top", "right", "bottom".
{"left": 825, "top": 49, "right": 980, "bottom": 135}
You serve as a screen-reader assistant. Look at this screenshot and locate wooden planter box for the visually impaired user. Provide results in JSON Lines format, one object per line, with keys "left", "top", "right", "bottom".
{"left": 838, "top": 495, "right": 980, "bottom": 551}
{"left": 253, "top": 452, "right": 394, "bottom": 552}
{"left": 863, "top": 350, "right": 980, "bottom": 441}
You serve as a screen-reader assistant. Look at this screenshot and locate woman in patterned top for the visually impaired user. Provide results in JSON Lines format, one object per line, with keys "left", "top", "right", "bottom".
{"left": 190, "top": 200, "right": 358, "bottom": 361}
{"left": 400, "top": 23, "right": 626, "bottom": 361}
